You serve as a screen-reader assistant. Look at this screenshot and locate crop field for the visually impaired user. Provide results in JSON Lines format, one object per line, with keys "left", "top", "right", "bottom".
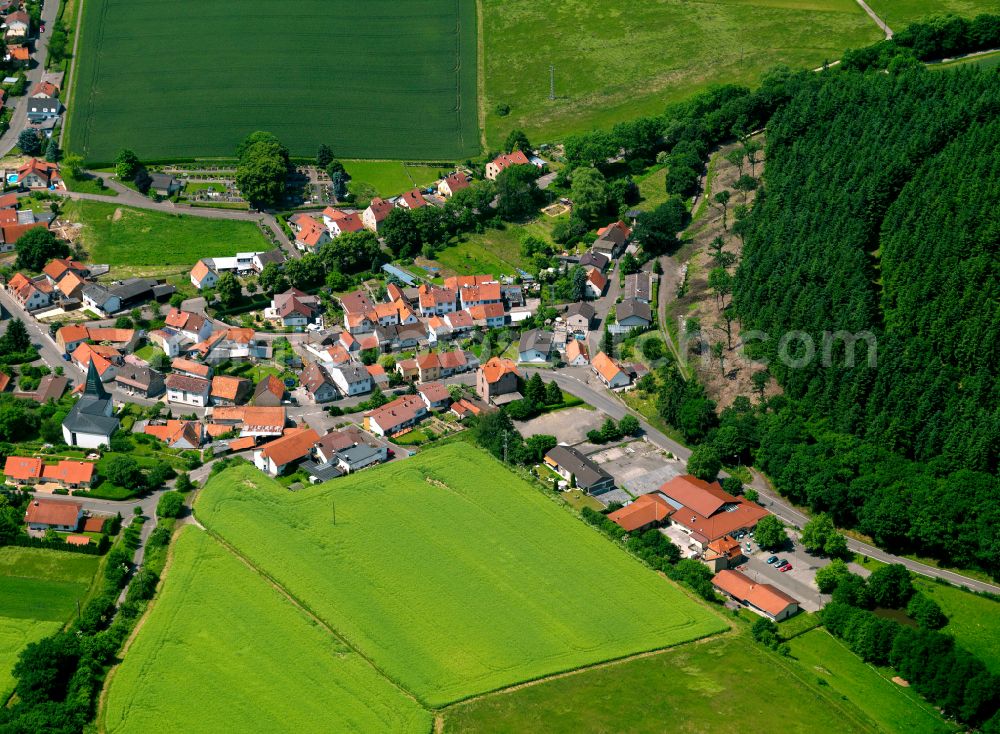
{"left": 103, "top": 528, "right": 429, "bottom": 733}
{"left": 864, "top": 0, "right": 997, "bottom": 27}
{"left": 0, "top": 547, "right": 100, "bottom": 699}
{"left": 913, "top": 579, "right": 1000, "bottom": 674}
{"left": 787, "top": 629, "right": 953, "bottom": 734}
{"left": 66, "top": 0, "right": 479, "bottom": 163}
{"left": 62, "top": 200, "right": 269, "bottom": 266}
{"left": 195, "top": 444, "right": 726, "bottom": 706}
{"left": 481, "top": 0, "right": 882, "bottom": 147}
{"left": 443, "top": 635, "right": 883, "bottom": 733}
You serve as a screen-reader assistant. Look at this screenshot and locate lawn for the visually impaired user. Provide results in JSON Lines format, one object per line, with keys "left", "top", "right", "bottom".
{"left": 913, "top": 579, "right": 1000, "bottom": 675}
{"left": 443, "top": 634, "right": 881, "bottom": 733}
{"left": 0, "top": 547, "right": 101, "bottom": 700}
{"left": 62, "top": 200, "right": 269, "bottom": 266}
{"left": 482, "top": 0, "right": 882, "bottom": 148}
{"left": 863, "top": 0, "right": 997, "bottom": 27}
{"left": 787, "top": 629, "right": 954, "bottom": 734}
{"left": 66, "top": 0, "right": 479, "bottom": 163}
{"left": 345, "top": 161, "right": 446, "bottom": 200}
{"left": 430, "top": 217, "right": 558, "bottom": 278}
{"left": 195, "top": 443, "right": 726, "bottom": 706}
{"left": 102, "top": 528, "right": 431, "bottom": 734}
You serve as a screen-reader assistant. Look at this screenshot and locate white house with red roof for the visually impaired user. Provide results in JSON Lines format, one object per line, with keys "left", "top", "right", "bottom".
{"left": 362, "top": 197, "right": 394, "bottom": 232}
{"left": 485, "top": 150, "right": 532, "bottom": 181}
{"left": 396, "top": 188, "right": 428, "bottom": 210}
{"left": 437, "top": 171, "right": 471, "bottom": 197}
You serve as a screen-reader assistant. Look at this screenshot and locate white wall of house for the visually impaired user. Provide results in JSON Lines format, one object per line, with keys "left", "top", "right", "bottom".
{"left": 166, "top": 387, "right": 209, "bottom": 407}
{"left": 62, "top": 425, "right": 111, "bottom": 449}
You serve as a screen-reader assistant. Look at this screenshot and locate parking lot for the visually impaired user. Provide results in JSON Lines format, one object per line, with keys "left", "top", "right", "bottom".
{"left": 516, "top": 406, "right": 604, "bottom": 444}
{"left": 591, "top": 440, "right": 684, "bottom": 496}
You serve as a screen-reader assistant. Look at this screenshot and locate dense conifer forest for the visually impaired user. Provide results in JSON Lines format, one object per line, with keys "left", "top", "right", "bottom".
{"left": 734, "top": 65, "right": 999, "bottom": 574}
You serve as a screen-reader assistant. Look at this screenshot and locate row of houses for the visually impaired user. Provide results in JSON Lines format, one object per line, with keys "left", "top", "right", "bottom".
{"left": 4, "top": 456, "right": 95, "bottom": 488}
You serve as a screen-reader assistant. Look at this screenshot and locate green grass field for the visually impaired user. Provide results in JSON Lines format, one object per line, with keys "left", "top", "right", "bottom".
{"left": 62, "top": 200, "right": 269, "bottom": 266}
{"left": 913, "top": 580, "right": 1000, "bottom": 675}
{"left": 0, "top": 547, "right": 101, "bottom": 700}
{"left": 195, "top": 444, "right": 726, "bottom": 706}
{"left": 482, "top": 0, "right": 882, "bottom": 147}
{"left": 787, "top": 629, "right": 953, "bottom": 734}
{"left": 864, "top": 0, "right": 997, "bottom": 27}
{"left": 443, "top": 635, "right": 884, "bottom": 733}
{"left": 103, "top": 528, "right": 430, "bottom": 734}
{"left": 67, "top": 0, "right": 479, "bottom": 163}
{"left": 344, "top": 161, "right": 445, "bottom": 199}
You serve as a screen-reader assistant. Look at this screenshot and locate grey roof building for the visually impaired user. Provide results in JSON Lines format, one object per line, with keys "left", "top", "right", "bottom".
{"left": 62, "top": 362, "right": 119, "bottom": 448}
{"left": 518, "top": 329, "right": 554, "bottom": 362}
{"left": 624, "top": 272, "right": 652, "bottom": 304}
{"left": 544, "top": 444, "right": 615, "bottom": 495}
{"left": 616, "top": 298, "right": 652, "bottom": 326}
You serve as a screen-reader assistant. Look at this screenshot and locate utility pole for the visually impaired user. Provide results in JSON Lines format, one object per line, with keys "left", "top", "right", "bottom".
{"left": 332, "top": 499, "right": 336, "bottom": 526}
{"left": 549, "top": 64, "right": 556, "bottom": 101}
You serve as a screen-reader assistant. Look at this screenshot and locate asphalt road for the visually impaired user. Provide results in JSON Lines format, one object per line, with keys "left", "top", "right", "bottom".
{"left": 0, "top": 0, "right": 61, "bottom": 156}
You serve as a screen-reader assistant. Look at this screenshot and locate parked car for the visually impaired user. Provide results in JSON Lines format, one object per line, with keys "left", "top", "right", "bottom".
{"left": 775, "top": 559, "right": 787, "bottom": 568}
{"left": 766, "top": 556, "right": 778, "bottom": 564}
{"left": 780, "top": 563, "right": 793, "bottom": 572}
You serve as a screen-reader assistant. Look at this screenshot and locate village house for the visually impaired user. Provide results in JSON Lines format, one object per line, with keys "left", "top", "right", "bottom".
{"left": 417, "top": 284, "right": 457, "bottom": 316}
{"left": 565, "top": 338, "right": 590, "bottom": 366}
{"left": 417, "top": 381, "right": 451, "bottom": 411}
{"left": 476, "top": 357, "right": 520, "bottom": 404}
{"left": 55, "top": 323, "right": 89, "bottom": 354}
{"left": 42, "top": 461, "right": 96, "bottom": 490}
{"left": 579, "top": 251, "right": 610, "bottom": 272}
{"left": 484, "top": 150, "right": 533, "bottom": 180}
{"left": 7, "top": 272, "right": 53, "bottom": 310}
{"left": 114, "top": 364, "right": 165, "bottom": 398}
{"left": 149, "top": 173, "right": 182, "bottom": 197}
{"left": 82, "top": 278, "right": 174, "bottom": 317}
{"left": 591, "top": 351, "right": 631, "bottom": 389}
{"left": 144, "top": 420, "right": 205, "bottom": 450}
{"left": 416, "top": 352, "right": 442, "bottom": 383}
{"left": 71, "top": 343, "right": 122, "bottom": 382}
{"left": 366, "top": 363, "right": 388, "bottom": 388}
{"left": 565, "top": 302, "right": 596, "bottom": 333}
{"left": 54, "top": 271, "right": 87, "bottom": 302}
{"left": 267, "top": 287, "right": 321, "bottom": 328}
{"left": 62, "top": 362, "right": 118, "bottom": 448}
{"left": 252, "top": 249, "right": 286, "bottom": 272}
{"left": 443, "top": 309, "right": 475, "bottom": 336}
{"left": 171, "top": 358, "right": 212, "bottom": 380}
{"left": 43, "top": 258, "right": 88, "bottom": 285}
{"left": 164, "top": 308, "right": 214, "bottom": 344}
{"left": 32, "top": 81, "right": 60, "bottom": 99}
{"left": 165, "top": 373, "right": 211, "bottom": 407}
{"left": 192, "top": 328, "right": 269, "bottom": 363}
{"left": 341, "top": 290, "right": 375, "bottom": 334}
{"left": 14, "top": 158, "right": 62, "bottom": 189}
{"left": 252, "top": 374, "right": 286, "bottom": 407}
{"left": 330, "top": 362, "right": 372, "bottom": 397}
{"left": 544, "top": 445, "right": 615, "bottom": 495}
{"left": 301, "top": 362, "right": 338, "bottom": 403}
{"left": 396, "top": 188, "right": 428, "bottom": 210}
{"left": 592, "top": 220, "right": 632, "bottom": 259}
{"left": 437, "top": 171, "right": 471, "bottom": 197}
{"left": 468, "top": 303, "right": 505, "bottom": 328}
{"left": 459, "top": 282, "right": 502, "bottom": 310}
{"left": 211, "top": 375, "right": 252, "bottom": 406}
{"left": 451, "top": 397, "right": 488, "bottom": 420}
{"left": 518, "top": 329, "right": 553, "bottom": 363}
{"left": 4, "top": 10, "right": 29, "bottom": 38}
{"left": 303, "top": 428, "right": 388, "bottom": 480}
{"left": 395, "top": 358, "right": 418, "bottom": 382}
{"left": 253, "top": 427, "right": 320, "bottom": 476}
{"left": 365, "top": 394, "right": 428, "bottom": 437}
{"left": 712, "top": 569, "right": 800, "bottom": 621}
{"left": 290, "top": 213, "right": 331, "bottom": 253}
{"left": 362, "top": 197, "right": 394, "bottom": 232}
{"left": 625, "top": 271, "right": 653, "bottom": 304}
{"left": 616, "top": 298, "right": 652, "bottom": 330}
{"left": 25, "top": 499, "right": 83, "bottom": 533}
{"left": 26, "top": 97, "right": 61, "bottom": 123}
{"left": 585, "top": 268, "right": 608, "bottom": 299}
{"left": 703, "top": 536, "right": 745, "bottom": 572}
{"left": 190, "top": 259, "right": 218, "bottom": 290}
{"left": 4, "top": 456, "right": 42, "bottom": 485}
{"left": 321, "top": 207, "right": 365, "bottom": 237}
{"left": 14, "top": 374, "right": 67, "bottom": 404}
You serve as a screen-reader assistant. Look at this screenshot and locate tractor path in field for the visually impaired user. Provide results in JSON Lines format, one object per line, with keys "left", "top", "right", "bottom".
{"left": 854, "top": 0, "right": 893, "bottom": 38}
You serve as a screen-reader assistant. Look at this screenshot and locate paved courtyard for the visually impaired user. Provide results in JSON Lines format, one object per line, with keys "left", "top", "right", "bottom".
{"left": 515, "top": 406, "right": 603, "bottom": 444}
{"left": 590, "top": 440, "right": 684, "bottom": 496}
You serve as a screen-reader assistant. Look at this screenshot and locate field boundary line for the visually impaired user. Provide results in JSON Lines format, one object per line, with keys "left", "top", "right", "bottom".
{"left": 474, "top": 0, "right": 487, "bottom": 152}
{"left": 196, "top": 523, "right": 428, "bottom": 710}
{"left": 58, "top": 0, "right": 87, "bottom": 148}
{"left": 437, "top": 627, "right": 738, "bottom": 715}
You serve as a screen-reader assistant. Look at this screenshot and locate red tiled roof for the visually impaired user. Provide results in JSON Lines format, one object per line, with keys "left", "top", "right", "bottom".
{"left": 712, "top": 569, "right": 798, "bottom": 616}
{"left": 4, "top": 455, "right": 42, "bottom": 480}
{"left": 171, "top": 358, "right": 211, "bottom": 377}
{"left": 480, "top": 357, "right": 518, "bottom": 384}
{"left": 608, "top": 493, "right": 673, "bottom": 532}
{"left": 592, "top": 351, "right": 624, "bottom": 384}
{"left": 398, "top": 188, "right": 427, "bottom": 209}
{"left": 25, "top": 499, "right": 80, "bottom": 526}
{"left": 42, "top": 460, "right": 95, "bottom": 485}
{"left": 259, "top": 427, "right": 319, "bottom": 466}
